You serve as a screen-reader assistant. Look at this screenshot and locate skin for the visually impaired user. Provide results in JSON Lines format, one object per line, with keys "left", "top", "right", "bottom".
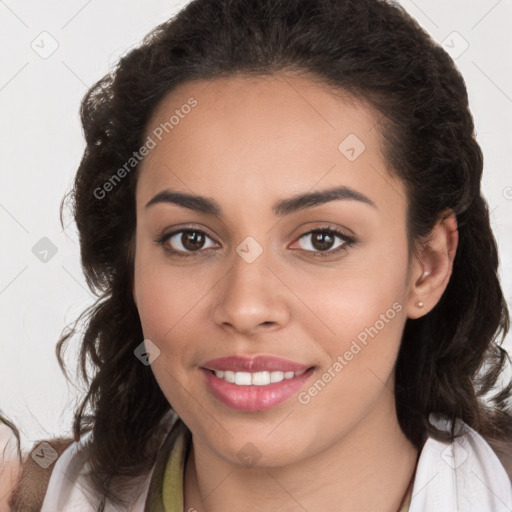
{"left": 0, "top": 424, "right": 21, "bottom": 509}
{"left": 132, "top": 72, "right": 458, "bottom": 512}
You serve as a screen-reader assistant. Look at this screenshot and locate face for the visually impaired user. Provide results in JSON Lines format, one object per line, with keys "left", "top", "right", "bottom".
{"left": 132, "top": 72, "right": 417, "bottom": 467}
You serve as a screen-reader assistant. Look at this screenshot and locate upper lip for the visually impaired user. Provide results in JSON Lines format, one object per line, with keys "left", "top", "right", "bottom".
{"left": 202, "top": 355, "right": 312, "bottom": 373}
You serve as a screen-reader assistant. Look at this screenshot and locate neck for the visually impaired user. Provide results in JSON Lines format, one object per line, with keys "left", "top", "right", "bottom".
{"left": 183, "top": 394, "right": 418, "bottom": 512}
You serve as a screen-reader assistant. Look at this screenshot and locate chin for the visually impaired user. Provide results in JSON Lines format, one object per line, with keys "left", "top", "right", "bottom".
{"left": 204, "top": 427, "right": 313, "bottom": 469}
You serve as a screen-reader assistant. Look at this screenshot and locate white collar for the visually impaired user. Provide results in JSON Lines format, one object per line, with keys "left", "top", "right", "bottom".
{"left": 409, "top": 413, "right": 512, "bottom": 511}
{"left": 41, "top": 413, "right": 512, "bottom": 511}
{"left": 40, "top": 429, "right": 154, "bottom": 512}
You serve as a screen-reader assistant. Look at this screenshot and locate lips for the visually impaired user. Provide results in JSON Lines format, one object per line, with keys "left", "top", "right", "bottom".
{"left": 200, "top": 355, "right": 315, "bottom": 412}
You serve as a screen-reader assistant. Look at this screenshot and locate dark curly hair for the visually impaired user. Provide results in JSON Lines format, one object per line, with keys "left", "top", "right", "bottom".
{"left": 28, "top": 0, "right": 512, "bottom": 507}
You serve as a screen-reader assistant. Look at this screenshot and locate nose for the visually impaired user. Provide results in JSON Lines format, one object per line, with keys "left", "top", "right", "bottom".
{"left": 212, "top": 247, "right": 290, "bottom": 336}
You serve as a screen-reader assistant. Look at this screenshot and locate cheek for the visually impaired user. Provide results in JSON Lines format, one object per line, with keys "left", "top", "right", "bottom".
{"left": 299, "top": 278, "right": 406, "bottom": 394}
{"left": 290, "top": 285, "right": 407, "bottom": 452}
{"left": 132, "top": 257, "right": 206, "bottom": 409}
{"left": 133, "top": 252, "right": 218, "bottom": 400}
{"left": 292, "top": 242, "right": 409, "bottom": 400}
{"left": 133, "top": 236, "right": 201, "bottom": 338}
{"left": 293, "top": 242, "right": 409, "bottom": 346}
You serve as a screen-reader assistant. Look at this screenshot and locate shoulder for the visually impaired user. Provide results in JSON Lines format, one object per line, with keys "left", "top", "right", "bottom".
{"left": 429, "top": 413, "right": 512, "bottom": 484}
{"left": 436, "top": 413, "right": 512, "bottom": 484}
{"left": 9, "top": 411, "right": 183, "bottom": 512}
{"left": 486, "top": 435, "right": 512, "bottom": 482}
{"left": 8, "top": 435, "right": 75, "bottom": 512}
{"left": 409, "top": 413, "right": 512, "bottom": 511}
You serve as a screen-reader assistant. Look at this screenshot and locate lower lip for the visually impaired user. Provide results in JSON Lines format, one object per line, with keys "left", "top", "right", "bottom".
{"left": 200, "top": 368, "right": 315, "bottom": 412}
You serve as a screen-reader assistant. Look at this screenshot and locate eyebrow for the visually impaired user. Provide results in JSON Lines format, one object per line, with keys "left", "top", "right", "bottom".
{"left": 145, "top": 185, "right": 377, "bottom": 217}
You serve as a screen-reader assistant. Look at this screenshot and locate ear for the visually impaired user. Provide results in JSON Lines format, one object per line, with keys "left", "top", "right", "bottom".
{"left": 406, "top": 210, "right": 458, "bottom": 319}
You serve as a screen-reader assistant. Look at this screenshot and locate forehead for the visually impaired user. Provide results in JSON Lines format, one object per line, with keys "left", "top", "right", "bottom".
{"left": 136, "top": 72, "right": 406, "bottom": 217}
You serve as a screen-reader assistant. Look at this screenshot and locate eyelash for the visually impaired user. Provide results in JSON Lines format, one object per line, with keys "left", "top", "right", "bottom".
{"left": 155, "top": 224, "right": 356, "bottom": 259}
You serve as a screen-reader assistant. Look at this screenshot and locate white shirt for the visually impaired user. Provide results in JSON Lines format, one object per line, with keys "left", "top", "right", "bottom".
{"left": 40, "top": 413, "right": 512, "bottom": 511}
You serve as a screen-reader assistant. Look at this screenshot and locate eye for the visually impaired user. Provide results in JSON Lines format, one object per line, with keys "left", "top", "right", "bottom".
{"left": 156, "top": 225, "right": 355, "bottom": 259}
{"left": 291, "top": 227, "right": 355, "bottom": 257}
{"left": 156, "top": 227, "right": 218, "bottom": 257}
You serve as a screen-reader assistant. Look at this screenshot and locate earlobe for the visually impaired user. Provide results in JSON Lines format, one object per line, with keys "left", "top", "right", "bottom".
{"left": 406, "top": 211, "right": 458, "bottom": 319}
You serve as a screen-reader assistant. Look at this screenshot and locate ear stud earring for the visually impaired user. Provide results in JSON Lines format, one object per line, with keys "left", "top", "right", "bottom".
{"left": 416, "top": 301, "right": 424, "bottom": 308}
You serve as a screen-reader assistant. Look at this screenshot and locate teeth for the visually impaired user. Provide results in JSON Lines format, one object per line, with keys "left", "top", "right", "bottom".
{"left": 234, "top": 372, "right": 252, "bottom": 385}
{"left": 212, "top": 368, "right": 307, "bottom": 385}
{"left": 252, "top": 371, "right": 271, "bottom": 385}
{"left": 270, "top": 371, "right": 284, "bottom": 383}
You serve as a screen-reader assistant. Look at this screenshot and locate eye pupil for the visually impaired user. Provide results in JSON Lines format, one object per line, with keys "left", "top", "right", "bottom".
{"left": 182, "top": 231, "right": 205, "bottom": 250}
{"left": 312, "top": 231, "right": 334, "bottom": 251}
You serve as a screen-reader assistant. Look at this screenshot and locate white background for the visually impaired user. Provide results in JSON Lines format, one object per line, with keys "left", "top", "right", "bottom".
{"left": 1, "top": 0, "right": 511, "bottom": 452}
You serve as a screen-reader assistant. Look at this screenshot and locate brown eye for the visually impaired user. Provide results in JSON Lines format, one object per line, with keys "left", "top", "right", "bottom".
{"left": 158, "top": 228, "right": 218, "bottom": 256}
{"left": 309, "top": 231, "right": 336, "bottom": 251}
{"left": 180, "top": 231, "right": 206, "bottom": 251}
{"left": 292, "top": 228, "right": 355, "bottom": 257}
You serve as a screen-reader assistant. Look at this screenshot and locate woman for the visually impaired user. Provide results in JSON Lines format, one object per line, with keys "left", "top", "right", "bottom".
{"left": 7, "top": 0, "right": 512, "bottom": 510}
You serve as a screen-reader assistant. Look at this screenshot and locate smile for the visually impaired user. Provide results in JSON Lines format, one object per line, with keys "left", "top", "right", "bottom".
{"left": 211, "top": 369, "right": 307, "bottom": 386}
{"left": 201, "top": 366, "right": 315, "bottom": 412}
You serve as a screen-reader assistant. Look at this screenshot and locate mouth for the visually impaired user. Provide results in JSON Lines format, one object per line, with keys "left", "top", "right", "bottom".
{"left": 199, "top": 356, "right": 316, "bottom": 412}
{"left": 206, "top": 367, "right": 309, "bottom": 386}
